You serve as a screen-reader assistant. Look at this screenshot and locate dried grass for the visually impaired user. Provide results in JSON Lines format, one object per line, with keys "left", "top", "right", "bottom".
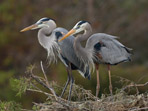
{"left": 24, "top": 63, "right": 148, "bottom": 111}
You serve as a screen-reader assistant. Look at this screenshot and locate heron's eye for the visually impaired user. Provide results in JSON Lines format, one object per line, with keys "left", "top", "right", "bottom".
{"left": 38, "top": 21, "right": 46, "bottom": 25}
{"left": 42, "top": 21, "right": 47, "bottom": 24}
{"left": 37, "top": 21, "right": 42, "bottom": 24}
{"left": 76, "top": 25, "right": 80, "bottom": 29}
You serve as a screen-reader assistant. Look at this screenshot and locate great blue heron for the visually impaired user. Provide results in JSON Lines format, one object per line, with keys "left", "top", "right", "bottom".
{"left": 59, "top": 21, "right": 132, "bottom": 97}
{"left": 20, "top": 18, "right": 90, "bottom": 100}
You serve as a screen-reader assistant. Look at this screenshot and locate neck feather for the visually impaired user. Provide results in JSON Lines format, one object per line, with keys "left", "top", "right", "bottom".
{"left": 37, "top": 24, "right": 59, "bottom": 64}
{"left": 38, "top": 23, "right": 56, "bottom": 49}
{"left": 74, "top": 25, "right": 94, "bottom": 72}
{"left": 74, "top": 26, "right": 92, "bottom": 57}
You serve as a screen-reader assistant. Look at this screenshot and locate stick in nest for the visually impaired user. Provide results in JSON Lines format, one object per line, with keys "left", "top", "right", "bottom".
{"left": 28, "top": 61, "right": 57, "bottom": 100}
{"left": 121, "top": 81, "right": 148, "bottom": 92}
{"left": 40, "top": 61, "right": 57, "bottom": 100}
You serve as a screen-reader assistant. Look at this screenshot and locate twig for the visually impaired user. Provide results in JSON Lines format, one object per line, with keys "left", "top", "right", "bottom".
{"left": 26, "top": 63, "right": 75, "bottom": 108}
{"left": 133, "top": 82, "right": 148, "bottom": 87}
{"left": 27, "top": 62, "right": 57, "bottom": 100}
{"left": 30, "top": 74, "right": 51, "bottom": 92}
{"left": 27, "top": 88, "right": 53, "bottom": 98}
{"left": 129, "top": 107, "right": 148, "bottom": 111}
{"left": 30, "top": 82, "right": 53, "bottom": 98}
{"left": 21, "top": 109, "right": 33, "bottom": 111}
{"left": 122, "top": 81, "right": 148, "bottom": 91}
{"left": 31, "top": 91, "right": 71, "bottom": 110}
{"left": 137, "top": 75, "right": 147, "bottom": 83}
{"left": 33, "top": 102, "right": 48, "bottom": 107}
{"left": 40, "top": 61, "right": 57, "bottom": 100}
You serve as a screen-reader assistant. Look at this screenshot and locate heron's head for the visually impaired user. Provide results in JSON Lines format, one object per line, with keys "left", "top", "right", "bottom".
{"left": 20, "top": 17, "right": 56, "bottom": 32}
{"left": 59, "top": 21, "right": 90, "bottom": 42}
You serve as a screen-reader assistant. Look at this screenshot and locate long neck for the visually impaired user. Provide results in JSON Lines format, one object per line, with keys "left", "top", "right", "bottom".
{"left": 37, "top": 23, "right": 59, "bottom": 64}
{"left": 74, "top": 25, "right": 94, "bottom": 73}
{"left": 38, "top": 24, "right": 56, "bottom": 49}
{"left": 74, "top": 25, "right": 92, "bottom": 57}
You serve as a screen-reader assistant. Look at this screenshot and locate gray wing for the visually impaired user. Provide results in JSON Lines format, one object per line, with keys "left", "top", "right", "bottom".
{"left": 53, "top": 28, "right": 79, "bottom": 67}
{"left": 86, "top": 33, "right": 132, "bottom": 65}
{"left": 53, "top": 28, "right": 91, "bottom": 79}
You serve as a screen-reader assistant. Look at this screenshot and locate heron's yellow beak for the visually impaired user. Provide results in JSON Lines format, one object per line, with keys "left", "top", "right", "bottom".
{"left": 20, "top": 24, "right": 38, "bottom": 32}
{"left": 58, "top": 29, "right": 76, "bottom": 42}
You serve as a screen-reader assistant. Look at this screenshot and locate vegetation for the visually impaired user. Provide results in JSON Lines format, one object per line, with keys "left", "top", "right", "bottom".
{"left": 0, "top": 101, "right": 22, "bottom": 111}
{"left": 1, "top": 65, "right": 148, "bottom": 111}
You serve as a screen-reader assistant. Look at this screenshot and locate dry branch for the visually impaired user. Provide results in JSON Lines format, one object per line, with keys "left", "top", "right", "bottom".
{"left": 122, "top": 81, "right": 148, "bottom": 92}
{"left": 40, "top": 61, "right": 57, "bottom": 100}
{"left": 27, "top": 62, "right": 57, "bottom": 100}
{"left": 24, "top": 65, "right": 148, "bottom": 111}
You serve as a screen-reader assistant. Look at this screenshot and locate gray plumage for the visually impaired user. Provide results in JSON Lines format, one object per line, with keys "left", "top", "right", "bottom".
{"left": 21, "top": 18, "right": 91, "bottom": 101}
{"left": 59, "top": 20, "right": 132, "bottom": 96}
{"left": 67, "top": 21, "right": 132, "bottom": 68}
{"left": 36, "top": 18, "right": 90, "bottom": 79}
{"left": 86, "top": 33, "right": 132, "bottom": 65}
{"left": 37, "top": 19, "right": 59, "bottom": 64}
{"left": 54, "top": 28, "right": 91, "bottom": 78}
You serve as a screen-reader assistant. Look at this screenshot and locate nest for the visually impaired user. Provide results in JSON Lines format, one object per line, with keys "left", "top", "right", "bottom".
{"left": 30, "top": 82, "right": 148, "bottom": 111}
{"left": 21, "top": 62, "right": 148, "bottom": 111}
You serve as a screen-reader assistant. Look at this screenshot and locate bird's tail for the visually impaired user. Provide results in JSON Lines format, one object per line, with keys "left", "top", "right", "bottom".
{"left": 78, "top": 65, "right": 91, "bottom": 80}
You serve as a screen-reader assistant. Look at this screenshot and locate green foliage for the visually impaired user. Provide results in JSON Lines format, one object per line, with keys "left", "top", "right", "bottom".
{"left": 32, "top": 105, "right": 40, "bottom": 111}
{"left": 10, "top": 78, "right": 33, "bottom": 97}
{"left": 0, "top": 101, "right": 22, "bottom": 111}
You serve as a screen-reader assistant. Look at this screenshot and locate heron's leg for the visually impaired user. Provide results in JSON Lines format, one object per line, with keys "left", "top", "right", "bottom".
{"left": 95, "top": 64, "right": 100, "bottom": 97}
{"left": 108, "top": 65, "right": 113, "bottom": 95}
{"left": 60, "top": 67, "right": 70, "bottom": 98}
{"left": 68, "top": 64, "right": 74, "bottom": 101}
{"left": 68, "top": 73, "right": 74, "bottom": 101}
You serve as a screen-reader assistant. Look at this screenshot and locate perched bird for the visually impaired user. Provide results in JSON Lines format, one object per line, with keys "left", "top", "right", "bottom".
{"left": 59, "top": 21, "right": 132, "bottom": 97}
{"left": 20, "top": 18, "right": 90, "bottom": 100}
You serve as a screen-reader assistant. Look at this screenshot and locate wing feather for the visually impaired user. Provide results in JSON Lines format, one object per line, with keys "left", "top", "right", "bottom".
{"left": 86, "top": 33, "right": 132, "bottom": 65}
{"left": 55, "top": 28, "right": 91, "bottom": 79}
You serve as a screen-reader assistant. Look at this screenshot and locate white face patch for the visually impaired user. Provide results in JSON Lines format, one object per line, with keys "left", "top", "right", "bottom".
{"left": 73, "top": 22, "right": 79, "bottom": 29}
{"left": 72, "top": 21, "right": 88, "bottom": 35}
{"left": 75, "top": 28, "right": 84, "bottom": 34}
{"left": 73, "top": 21, "right": 88, "bottom": 29}
{"left": 35, "top": 18, "right": 56, "bottom": 29}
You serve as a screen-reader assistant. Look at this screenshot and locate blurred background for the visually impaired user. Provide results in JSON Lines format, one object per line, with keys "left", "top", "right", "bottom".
{"left": 0, "top": 0, "right": 148, "bottom": 109}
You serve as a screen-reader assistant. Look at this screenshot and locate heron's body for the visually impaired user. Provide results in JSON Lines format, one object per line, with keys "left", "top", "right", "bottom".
{"left": 59, "top": 21, "right": 132, "bottom": 97}
{"left": 87, "top": 33, "right": 131, "bottom": 65}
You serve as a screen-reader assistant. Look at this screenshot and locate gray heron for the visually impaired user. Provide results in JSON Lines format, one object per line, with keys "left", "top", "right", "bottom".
{"left": 20, "top": 18, "right": 91, "bottom": 100}
{"left": 59, "top": 21, "right": 132, "bottom": 97}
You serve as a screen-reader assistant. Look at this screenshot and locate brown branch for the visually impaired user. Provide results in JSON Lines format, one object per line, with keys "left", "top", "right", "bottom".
{"left": 129, "top": 107, "right": 148, "bottom": 111}
{"left": 122, "top": 81, "right": 148, "bottom": 91}
{"left": 27, "top": 63, "right": 57, "bottom": 100}
{"left": 26, "top": 64, "right": 74, "bottom": 108}
{"left": 21, "top": 109, "right": 33, "bottom": 111}
{"left": 40, "top": 61, "right": 57, "bottom": 100}
{"left": 27, "top": 88, "right": 53, "bottom": 98}
{"left": 30, "top": 74, "right": 51, "bottom": 91}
